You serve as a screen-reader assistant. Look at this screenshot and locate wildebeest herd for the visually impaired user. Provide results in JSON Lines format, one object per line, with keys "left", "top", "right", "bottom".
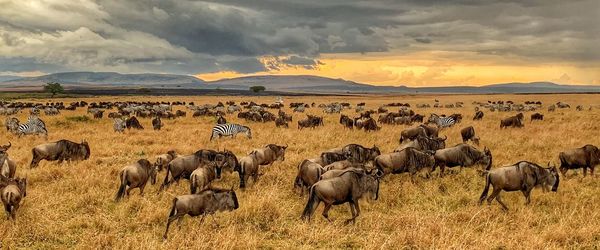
{"left": 0, "top": 98, "right": 598, "bottom": 242}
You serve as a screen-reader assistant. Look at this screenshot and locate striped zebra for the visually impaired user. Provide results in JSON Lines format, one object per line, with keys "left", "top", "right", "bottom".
{"left": 210, "top": 123, "right": 252, "bottom": 141}
{"left": 427, "top": 114, "right": 455, "bottom": 128}
{"left": 17, "top": 116, "right": 48, "bottom": 138}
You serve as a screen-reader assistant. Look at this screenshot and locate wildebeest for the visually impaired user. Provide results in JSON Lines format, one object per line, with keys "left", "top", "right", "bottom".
{"left": 301, "top": 169, "right": 380, "bottom": 224}
{"left": 320, "top": 152, "right": 347, "bottom": 166}
{"left": 251, "top": 144, "right": 287, "bottom": 167}
{"left": 531, "top": 113, "right": 544, "bottom": 121}
{"left": 5, "top": 117, "right": 19, "bottom": 133}
{"left": 394, "top": 135, "right": 447, "bottom": 152}
{"left": 362, "top": 118, "right": 381, "bottom": 131}
{"left": 238, "top": 151, "right": 259, "bottom": 188}
{"left": 342, "top": 144, "right": 380, "bottom": 164}
{"left": 399, "top": 126, "right": 427, "bottom": 143}
{"left": 500, "top": 113, "right": 524, "bottom": 128}
{"left": 419, "top": 124, "right": 439, "bottom": 138}
{"left": 92, "top": 110, "right": 104, "bottom": 119}
{"left": 30, "top": 140, "right": 91, "bottom": 168}
{"left": 0, "top": 142, "right": 16, "bottom": 178}
{"left": 1, "top": 177, "right": 27, "bottom": 220}
{"left": 154, "top": 150, "right": 178, "bottom": 171}
{"left": 339, "top": 114, "right": 354, "bottom": 129}
{"left": 374, "top": 147, "right": 435, "bottom": 180}
{"left": 473, "top": 111, "right": 484, "bottom": 120}
{"left": 548, "top": 105, "right": 556, "bottom": 112}
{"left": 432, "top": 144, "right": 492, "bottom": 177}
{"left": 114, "top": 159, "right": 157, "bottom": 201}
{"left": 558, "top": 145, "right": 600, "bottom": 177}
{"left": 190, "top": 158, "right": 227, "bottom": 194}
{"left": 113, "top": 118, "right": 126, "bottom": 133}
{"left": 275, "top": 117, "right": 289, "bottom": 128}
{"left": 160, "top": 149, "right": 221, "bottom": 190}
{"left": 163, "top": 187, "right": 239, "bottom": 240}
{"left": 479, "top": 162, "right": 559, "bottom": 210}
{"left": 126, "top": 116, "right": 144, "bottom": 130}
{"left": 294, "top": 159, "right": 324, "bottom": 195}
{"left": 460, "top": 126, "right": 480, "bottom": 145}
{"left": 152, "top": 116, "right": 162, "bottom": 130}
{"left": 217, "top": 116, "right": 227, "bottom": 124}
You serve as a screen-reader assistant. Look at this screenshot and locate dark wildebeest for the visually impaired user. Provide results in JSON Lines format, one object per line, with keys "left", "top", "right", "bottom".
{"left": 433, "top": 144, "right": 492, "bottom": 177}
{"left": 251, "top": 144, "right": 287, "bottom": 167}
{"left": 114, "top": 159, "right": 157, "bottom": 201}
{"left": 294, "top": 160, "right": 324, "bottom": 195}
{"left": 154, "top": 150, "right": 178, "bottom": 171}
{"left": 558, "top": 145, "right": 600, "bottom": 177}
{"left": 217, "top": 116, "right": 227, "bottom": 124}
{"left": 394, "top": 135, "right": 447, "bottom": 152}
{"left": 126, "top": 116, "right": 144, "bottom": 130}
{"left": 301, "top": 169, "right": 381, "bottom": 224}
{"left": 479, "top": 162, "right": 559, "bottom": 210}
{"left": 342, "top": 144, "right": 380, "bottom": 164}
{"left": 1, "top": 177, "right": 27, "bottom": 220}
{"left": 275, "top": 117, "right": 289, "bottom": 128}
{"left": 190, "top": 157, "right": 228, "bottom": 194}
{"left": 411, "top": 114, "right": 424, "bottom": 123}
{"left": 163, "top": 187, "right": 239, "bottom": 240}
{"left": 30, "top": 140, "right": 91, "bottom": 168}
{"left": 152, "top": 116, "right": 162, "bottom": 130}
{"left": 460, "top": 126, "right": 480, "bottom": 145}
{"left": 362, "top": 118, "right": 380, "bottom": 132}
{"left": 399, "top": 126, "right": 427, "bottom": 144}
{"left": 320, "top": 152, "right": 347, "bottom": 166}
{"left": 160, "top": 149, "right": 221, "bottom": 190}
{"left": 93, "top": 110, "right": 104, "bottom": 119}
{"left": 340, "top": 114, "right": 354, "bottom": 129}
{"left": 500, "top": 113, "right": 524, "bottom": 128}
{"left": 531, "top": 113, "right": 544, "bottom": 121}
{"left": 473, "top": 111, "right": 484, "bottom": 120}
{"left": 375, "top": 147, "right": 435, "bottom": 181}
{"left": 0, "top": 142, "right": 16, "bottom": 178}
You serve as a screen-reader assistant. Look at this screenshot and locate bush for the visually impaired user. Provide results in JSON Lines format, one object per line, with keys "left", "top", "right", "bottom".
{"left": 66, "top": 115, "right": 92, "bottom": 122}
{"left": 250, "top": 85, "right": 266, "bottom": 93}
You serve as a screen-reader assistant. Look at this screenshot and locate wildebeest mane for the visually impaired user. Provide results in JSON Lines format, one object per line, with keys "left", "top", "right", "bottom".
{"left": 56, "top": 139, "right": 90, "bottom": 159}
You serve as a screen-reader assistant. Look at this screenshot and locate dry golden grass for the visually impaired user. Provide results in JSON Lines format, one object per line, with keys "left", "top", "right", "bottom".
{"left": 1, "top": 94, "right": 600, "bottom": 249}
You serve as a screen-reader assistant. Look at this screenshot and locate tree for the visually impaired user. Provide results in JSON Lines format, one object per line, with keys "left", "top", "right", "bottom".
{"left": 44, "top": 82, "right": 64, "bottom": 97}
{"left": 249, "top": 85, "right": 266, "bottom": 93}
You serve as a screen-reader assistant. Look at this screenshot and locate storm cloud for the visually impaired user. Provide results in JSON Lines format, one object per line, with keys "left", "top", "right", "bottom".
{"left": 0, "top": 0, "right": 597, "bottom": 76}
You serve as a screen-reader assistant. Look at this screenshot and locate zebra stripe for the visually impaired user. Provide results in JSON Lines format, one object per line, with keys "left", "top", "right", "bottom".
{"left": 17, "top": 116, "right": 48, "bottom": 137}
{"left": 210, "top": 123, "right": 251, "bottom": 141}
{"left": 428, "top": 114, "right": 455, "bottom": 128}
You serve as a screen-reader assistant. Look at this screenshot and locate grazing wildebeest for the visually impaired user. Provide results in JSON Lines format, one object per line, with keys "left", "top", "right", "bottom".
{"left": 163, "top": 188, "right": 239, "bottom": 240}
{"left": 500, "top": 113, "right": 524, "bottom": 128}
{"left": 126, "top": 116, "right": 144, "bottom": 130}
{"left": 374, "top": 147, "right": 435, "bottom": 180}
{"left": 320, "top": 152, "right": 347, "bottom": 166}
{"left": 1, "top": 177, "right": 27, "bottom": 220}
{"left": 294, "top": 159, "right": 324, "bottom": 195}
{"left": 251, "top": 144, "right": 287, "bottom": 168}
{"left": 152, "top": 116, "right": 162, "bottom": 130}
{"left": 190, "top": 158, "right": 227, "bottom": 194}
{"left": 479, "top": 162, "right": 559, "bottom": 210}
{"left": 394, "top": 135, "right": 447, "bottom": 152}
{"left": 531, "top": 113, "right": 544, "bottom": 121}
{"left": 362, "top": 118, "right": 380, "bottom": 131}
{"left": 0, "top": 142, "right": 16, "bottom": 179}
{"left": 558, "top": 145, "right": 600, "bottom": 177}
{"left": 433, "top": 144, "right": 492, "bottom": 177}
{"left": 548, "top": 105, "right": 556, "bottom": 112}
{"left": 275, "top": 117, "right": 289, "bottom": 128}
{"left": 301, "top": 169, "right": 380, "bottom": 224}
{"left": 217, "top": 116, "right": 227, "bottom": 124}
{"left": 238, "top": 151, "right": 260, "bottom": 188}
{"left": 160, "top": 149, "right": 221, "bottom": 190}
{"left": 339, "top": 114, "right": 354, "bottom": 129}
{"left": 556, "top": 102, "right": 570, "bottom": 109}
{"left": 113, "top": 118, "right": 126, "bottom": 132}
{"left": 342, "top": 144, "right": 380, "bottom": 164}
{"left": 154, "top": 150, "right": 178, "bottom": 171}
{"left": 473, "top": 111, "right": 484, "bottom": 120}
{"left": 114, "top": 159, "right": 157, "bottom": 201}
{"left": 460, "top": 126, "right": 480, "bottom": 145}
{"left": 30, "top": 140, "right": 91, "bottom": 168}
{"left": 576, "top": 105, "right": 584, "bottom": 111}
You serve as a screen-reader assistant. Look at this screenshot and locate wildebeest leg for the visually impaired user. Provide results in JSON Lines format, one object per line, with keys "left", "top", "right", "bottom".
{"left": 346, "top": 201, "right": 360, "bottom": 225}
{"left": 439, "top": 165, "right": 446, "bottom": 177}
{"left": 522, "top": 189, "right": 532, "bottom": 205}
{"left": 487, "top": 188, "right": 501, "bottom": 205}
{"left": 583, "top": 167, "right": 587, "bottom": 177}
{"left": 125, "top": 186, "right": 131, "bottom": 197}
{"left": 139, "top": 184, "right": 146, "bottom": 196}
{"left": 321, "top": 203, "right": 333, "bottom": 222}
{"left": 591, "top": 166, "right": 595, "bottom": 177}
{"left": 11, "top": 203, "right": 18, "bottom": 221}
{"left": 163, "top": 214, "right": 182, "bottom": 240}
{"left": 4, "top": 204, "right": 11, "bottom": 219}
{"left": 495, "top": 194, "right": 509, "bottom": 211}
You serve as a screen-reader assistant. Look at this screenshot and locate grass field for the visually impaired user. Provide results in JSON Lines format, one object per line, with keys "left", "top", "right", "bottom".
{"left": 1, "top": 94, "right": 600, "bottom": 249}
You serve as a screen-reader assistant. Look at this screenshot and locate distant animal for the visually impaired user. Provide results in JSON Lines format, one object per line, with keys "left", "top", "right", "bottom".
{"left": 0, "top": 142, "right": 16, "bottom": 179}
{"left": 1, "top": 177, "right": 27, "bottom": 220}
{"left": 427, "top": 114, "right": 456, "bottom": 128}
{"left": 374, "top": 147, "right": 435, "bottom": 180}
{"left": 500, "top": 113, "right": 524, "bottom": 128}
{"left": 576, "top": 105, "right": 584, "bottom": 111}
{"left": 473, "top": 111, "right": 484, "bottom": 120}
{"left": 17, "top": 116, "right": 48, "bottom": 138}
{"left": 558, "top": 145, "right": 600, "bottom": 177}
{"left": 479, "top": 161, "right": 559, "bottom": 210}
{"left": 126, "top": 116, "right": 144, "bottom": 130}
{"left": 433, "top": 144, "right": 492, "bottom": 177}
{"left": 163, "top": 188, "right": 239, "bottom": 240}
{"left": 154, "top": 150, "right": 178, "bottom": 171}
{"left": 301, "top": 169, "right": 381, "bottom": 224}
{"left": 531, "top": 113, "right": 544, "bottom": 121}
{"left": 294, "top": 159, "right": 324, "bottom": 195}
{"left": 160, "top": 149, "right": 221, "bottom": 190}
{"left": 114, "top": 159, "right": 157, "bottom": 201}
{"left": 210, "top": 124, "right": 252, "bottom": 141}
{"left": 217, "top": 116, "right": 227, "bottom": 124}
{"left": 4, "top": 117, "right": 19, "bottom": 133}
{"left": 30, "top": 140, "right": 91, "bottom": 168}
{"left": 275, "top": 117, "right": 289, "bottom": 128}
{"left": 341, "top": 144, "right": 380, "bottom": 164}
{"left": 339, "top": 114, "right": 354, "bottom": 129}
{"left": 460, "top": 126, "right": 480, "bottom": 145}
{"left": 548, "top": 105, "right": 556, "bottom": 112}
{"left": 113, "top": 118, "right": 126, "bottom": 132}
{"left": 93, "top": 110, "right": 104, "bottom": 119}
{"left": 152, "top": 116, "right": 163, "bottom": 130}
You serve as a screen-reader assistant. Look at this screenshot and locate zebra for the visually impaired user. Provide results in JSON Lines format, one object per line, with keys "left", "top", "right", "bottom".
{"left": 427, "top": 114, "right": 456, "bottom": 128}
{"left": 17, "top": 116, "right": 48, "bottom": 138}
{"left": 210, "top": 123, "right": 252, "bottom": 141}
{"left": 113, "top": 118, "right": 126, "bottom": 133}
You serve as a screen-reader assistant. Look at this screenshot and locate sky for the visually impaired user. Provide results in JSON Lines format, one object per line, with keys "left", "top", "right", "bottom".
{"left": 0, "top": 0, "right": 598, "bottom": 86}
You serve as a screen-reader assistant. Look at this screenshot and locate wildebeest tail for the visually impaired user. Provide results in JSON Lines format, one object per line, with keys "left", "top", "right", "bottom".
{"left": 160, "top": 163, "right": 172, "bottom": 191}
{"left": 168, "top": 198, "right": 178, "bottom": 217}
{"left": 301, "top": 185, "right": 319, "bottom": 220}
{"left": 115, "top": 170, "right": 127, "bottom": 201}
{"left": 190, "top": 174, "right": 197, "bottom": 194}
{"left": 478, "top": 173, "right": 491, "bottom": 205}
{"left": 558, "top": 152, "right": 568, "bottom": 168}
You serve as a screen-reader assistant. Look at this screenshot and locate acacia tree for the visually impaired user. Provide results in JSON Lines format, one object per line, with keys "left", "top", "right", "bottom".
{"left": 44, "top": 82, "right": 64, "bottom": 97}
{"left": 249, "top": 85, "right": 266, "bottom": 93}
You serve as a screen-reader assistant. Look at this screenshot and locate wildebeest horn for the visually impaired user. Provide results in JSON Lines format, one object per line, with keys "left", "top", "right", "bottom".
{"left": 1, "top": 142, "right": 11, "bottom": 149}
{"left": 441, "top": 135, "right": 447, "bottom": 141}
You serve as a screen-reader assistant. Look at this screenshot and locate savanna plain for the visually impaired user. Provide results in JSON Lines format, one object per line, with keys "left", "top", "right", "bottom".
{"left": 1, "top": 94, "right": 600, "bottom": 249}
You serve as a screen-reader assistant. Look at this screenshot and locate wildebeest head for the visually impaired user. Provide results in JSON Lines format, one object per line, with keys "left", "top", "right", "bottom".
{"left": 544, "top": 164, "right": 560, "bottom": 192}
{"left": 270, "top": 144, "right": 288, "bottom": 161}
{"left": 583, "top": 145, "right": 600, "bottom": 164}
{"left": 370, "top": 145, "right": 381, "bottom": 160}
{"left": 220, "top": 150, "right": 239, "bottom": 174}
{"left": 362, "top": 170, "right": 381, "bottom": 200}
{"left": 16, "top": 177, "right": 27, "bottom": 197}
{"left": 81, "top": 140, "right": 91, "bottom": 160}
{"left": 212, "top": 154, "right": 230, "bottom": 179}
{"left": 214, "top": 188, "right": 239, "bottom": 211}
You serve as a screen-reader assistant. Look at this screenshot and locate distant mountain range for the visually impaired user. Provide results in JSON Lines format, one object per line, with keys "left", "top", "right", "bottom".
{"left": 1, "top": 71, "right": 599, "bottom": 94}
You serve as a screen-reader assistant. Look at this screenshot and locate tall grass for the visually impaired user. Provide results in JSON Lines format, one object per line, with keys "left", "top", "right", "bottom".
{"left": 1, "top": 94, "right": 600, "bottom": 248}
